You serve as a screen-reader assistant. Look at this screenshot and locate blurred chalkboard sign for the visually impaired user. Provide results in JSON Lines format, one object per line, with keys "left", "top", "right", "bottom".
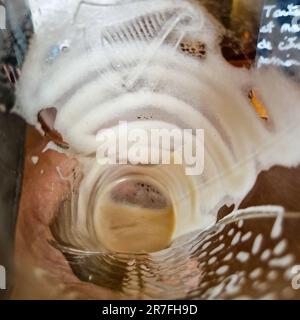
{"left": 256, "top": 0, "right": 300, "bottom": 81}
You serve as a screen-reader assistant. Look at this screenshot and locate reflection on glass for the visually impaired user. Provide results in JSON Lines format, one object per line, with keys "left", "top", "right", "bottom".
{"left": 1, "top": 0, "right": 300, "bottom": 300}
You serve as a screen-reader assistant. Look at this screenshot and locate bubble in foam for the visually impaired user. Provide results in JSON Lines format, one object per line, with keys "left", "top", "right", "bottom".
{"left": 198, "top": 251, "right": 208, "bottom": 259}
{"left": 202, "top": 241, "right": 212, "bottom": 250}
{"left": 252, "top": 234, "right": 263, "bottom": 255}
{"left": 208, "top": 256, "right": 217, "bottom": 265}
{"left": 236, "top": 251, "right": 250, "bottom": 263}
{"left": 271, "top": 211, "right": 285, "bottom": 240}
{"left": 268, "top": 255, "right": 294, "bottom": 268}
{"left": 216, "top": 265, "right": 229, "bottom": 276}
{"left": 228, "top": 228, "right": 235, "bottom": 237}
{"left": 231, "top": 231, "right": 242, "bottom": 246}
{"left": 237, "top": 220, "right": 244, "bottom": 228}
{"left": 249, "top": 268, "right": 263, "bottom": 280}
{"left": 210, "top": 243, "right": 225, "bottom": 255}
{"left": 261, "top": 249, "right": 272, "bottom": 262}
{"left": 241, "top": 231, "right": 252, "bottom": 242}
{"left": 223, "top": 252, "right": 234, "bottom": 262}
{"left": 225, "top": 274, "right": 242, "bottom": 296}
{"left": 273, "top": 239, "right": 288, "bottom": 256}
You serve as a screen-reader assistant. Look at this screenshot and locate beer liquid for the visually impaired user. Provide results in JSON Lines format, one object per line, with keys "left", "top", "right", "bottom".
{"left": 97, "top": 202, "right": 174, "bottom": 253}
